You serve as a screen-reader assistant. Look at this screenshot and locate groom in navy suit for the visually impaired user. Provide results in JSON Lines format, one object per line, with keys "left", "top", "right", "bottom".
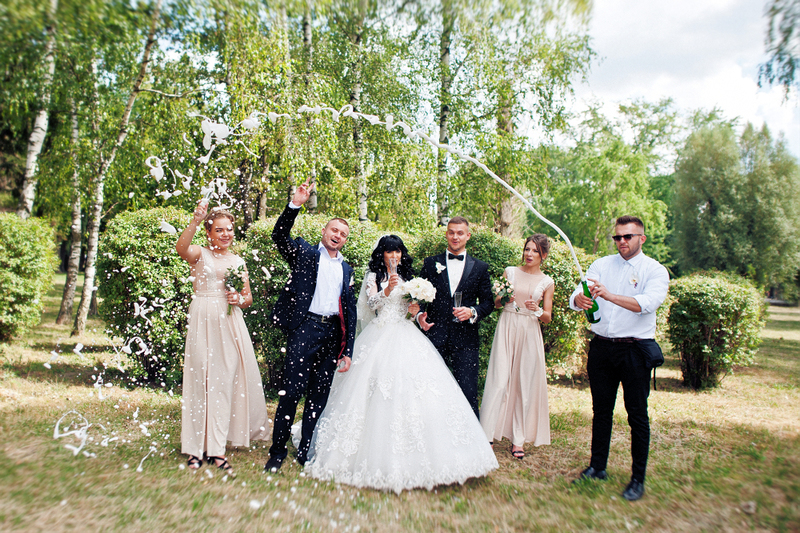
{"left": 418, "top": 216, "right": 494, "bottom": 418}
{"left": 265, "top": 179, "right": 357, "bottom": 472}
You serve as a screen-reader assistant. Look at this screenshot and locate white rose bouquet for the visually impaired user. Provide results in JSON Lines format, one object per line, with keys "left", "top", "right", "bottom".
{"left": 401, "top": 277, "right": 436, "bottom": 319}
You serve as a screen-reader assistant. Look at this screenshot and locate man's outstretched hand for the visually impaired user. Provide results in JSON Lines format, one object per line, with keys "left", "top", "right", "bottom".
{"left": 292, "top": 178, "right": 314, "bottom": 206}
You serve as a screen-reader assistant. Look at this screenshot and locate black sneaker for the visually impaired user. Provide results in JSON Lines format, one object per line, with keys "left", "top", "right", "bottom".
{"left": 622, "top": 478, "right": 645, "bottom": 501}
{"left": 264, "top": 454, "right": 285, "bottom": 473}
{"left": 573, "top": 466, "right": 608, "bottom": 483}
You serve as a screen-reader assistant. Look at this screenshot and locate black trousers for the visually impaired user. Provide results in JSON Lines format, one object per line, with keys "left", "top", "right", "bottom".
{"left": 587, "top": 336, "right": 652, "bottom": 482}
{"left": 269, "top": 316, "right": 341, "bottom": 462}
{"left": 438, "top": 339, "right": 480, "bottom": 419}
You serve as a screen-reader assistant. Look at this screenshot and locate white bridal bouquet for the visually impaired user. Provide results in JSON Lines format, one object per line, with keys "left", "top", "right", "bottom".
{"left": 401, "top": 277, "right": 436, "bottom": 319}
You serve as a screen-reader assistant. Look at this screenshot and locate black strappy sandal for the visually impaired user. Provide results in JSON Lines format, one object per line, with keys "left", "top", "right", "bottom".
{"left": 209, "top": 456, "right": 233, "bottom": 473}
{"left": 187, "top": 455, "right": 202, "bottom": 469}
{"left": 511, "top": 448, "right": 525, "bottom": 460}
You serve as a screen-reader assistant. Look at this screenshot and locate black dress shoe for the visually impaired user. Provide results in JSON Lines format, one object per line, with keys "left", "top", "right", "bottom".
{"left": 622, "top": 478, "right": 645, "bottom": 501}
{"left": 264, "top": 454, "right": 285, "bottom": 473}
{"left": 573, "top": 466, "right": 608, "bottom": 483}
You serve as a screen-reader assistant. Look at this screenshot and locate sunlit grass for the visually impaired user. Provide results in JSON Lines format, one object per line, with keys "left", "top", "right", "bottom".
{"left": 1, "top": 277, "right": 798, "bottom": 531}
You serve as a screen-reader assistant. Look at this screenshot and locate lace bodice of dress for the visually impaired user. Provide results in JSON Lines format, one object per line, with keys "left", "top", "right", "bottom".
{"left": 365, "top": 272, "right": 409, "bottom": 326}
{"left": 191, "top": 247, "right": 246, "bottom": 294}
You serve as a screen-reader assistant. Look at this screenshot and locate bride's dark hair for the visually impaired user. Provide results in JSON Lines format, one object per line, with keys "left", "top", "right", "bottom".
{"left": 368, "top": 235, "right": 415, "bottom": 283}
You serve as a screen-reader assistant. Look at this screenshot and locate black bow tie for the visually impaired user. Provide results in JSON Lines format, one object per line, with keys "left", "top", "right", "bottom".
{"left": 448, "top": 253, "right": 464, "bottom": 261}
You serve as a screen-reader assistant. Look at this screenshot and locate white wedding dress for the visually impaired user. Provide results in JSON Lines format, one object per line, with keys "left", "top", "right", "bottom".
{"left": 305, "top": 272, "right": 498, "bottom": 494}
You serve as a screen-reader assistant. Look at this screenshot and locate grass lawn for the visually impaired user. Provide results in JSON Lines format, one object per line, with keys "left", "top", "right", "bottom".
{"left": 1, "top": 275, "right": 798, "bottom": 532}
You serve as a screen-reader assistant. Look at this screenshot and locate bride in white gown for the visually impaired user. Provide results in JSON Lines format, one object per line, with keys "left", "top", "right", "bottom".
{"left": 305, "top": 235, "right": 498, "bottom": 494}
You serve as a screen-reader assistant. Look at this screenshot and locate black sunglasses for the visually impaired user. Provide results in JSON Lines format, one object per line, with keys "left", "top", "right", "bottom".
{"left": 612, "top": 234, "right": 642, "bottom": 242}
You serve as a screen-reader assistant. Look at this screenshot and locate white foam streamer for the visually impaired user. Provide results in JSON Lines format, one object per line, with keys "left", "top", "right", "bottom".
{"left": 159, "top": 220, "right": 177, "bottom": 234}
{"left": 136, "top": 445, "right": 157, "bottom": 472}
{"left": 53, "top": 410, "right": 91, "bottom": 456}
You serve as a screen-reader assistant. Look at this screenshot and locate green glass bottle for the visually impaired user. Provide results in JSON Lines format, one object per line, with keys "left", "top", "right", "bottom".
{"left": 581, "top": 280, "right": 600, "bottom": 323}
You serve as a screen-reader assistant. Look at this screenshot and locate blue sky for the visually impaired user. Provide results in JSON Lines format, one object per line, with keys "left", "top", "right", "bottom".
{"left": 572, "top": 0, "right": 800, "bottom": 158}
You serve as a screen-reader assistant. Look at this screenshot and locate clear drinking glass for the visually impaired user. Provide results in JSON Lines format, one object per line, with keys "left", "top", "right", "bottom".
{"left": 453, "top": 291, "right": 462, "bottom": 322}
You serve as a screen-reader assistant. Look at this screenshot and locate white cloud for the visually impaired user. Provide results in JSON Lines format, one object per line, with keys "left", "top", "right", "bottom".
{"left": 573, "top": 0, "right": 800, "bottom": 157}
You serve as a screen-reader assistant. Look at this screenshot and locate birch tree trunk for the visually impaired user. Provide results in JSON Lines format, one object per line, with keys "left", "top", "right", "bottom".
{"left": 73, "top": 0, "right": 163, "bottom": 336}
{"left": 56, "top": 99, "right": 82, "bottom": 324}
{"left": 436, "top": 0, "right": 454, "bottom": 226}
{"left": 496, "top": 79, "right": 522, "bottom": 238}
{"left": 303, "top": 2, "right": 318, "bottom": 214}
{"left": 349, "top": 1, "right": 368, "bottom": 221}
{"left": 17, "top": 0, "right": 59, "bottom": 219}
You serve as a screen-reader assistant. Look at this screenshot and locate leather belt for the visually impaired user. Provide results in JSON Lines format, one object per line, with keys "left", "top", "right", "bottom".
{"left": 594, "top": 334, "right": 642, "bottom": 343}
{"left": 307, "top": 312, "right": 339, "bottom": 324}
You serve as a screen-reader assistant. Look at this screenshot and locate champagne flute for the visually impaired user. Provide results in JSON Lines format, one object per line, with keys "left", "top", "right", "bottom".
{"left": 388, "top": 258, "right": 398, "bottom": 276}
{"left": 453, "top": 291, "right": 462, "bottom": 322}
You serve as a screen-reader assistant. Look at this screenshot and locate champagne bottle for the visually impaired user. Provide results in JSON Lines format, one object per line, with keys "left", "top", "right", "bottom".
{"left": 581, "top": 280, "right": 600, "bottom": 323}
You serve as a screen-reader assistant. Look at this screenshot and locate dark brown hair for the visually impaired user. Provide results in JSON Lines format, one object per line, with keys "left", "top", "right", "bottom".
{"left": 447, "top": 216, "right": 470, "bottom": 227}
{"left": 616, "top": 215, "right": 644, "bottom": 232}
{"left": 524, "top": 234, "right": 550, "bottom": 261}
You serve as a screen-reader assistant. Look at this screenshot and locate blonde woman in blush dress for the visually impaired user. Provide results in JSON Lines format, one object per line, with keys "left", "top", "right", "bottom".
{"left": 176, "top": 201, "right": 270, "bottom": 473}
{"left": 480, "top": 234, "right": 554, "bottom": 459}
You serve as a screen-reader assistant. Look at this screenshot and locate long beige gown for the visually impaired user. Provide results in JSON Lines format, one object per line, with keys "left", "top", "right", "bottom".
{"left": 480, "top": 267, "right": 553, "bottom": 448}
{"left": 181, "top": 247, "right": 270, "bottom": 459}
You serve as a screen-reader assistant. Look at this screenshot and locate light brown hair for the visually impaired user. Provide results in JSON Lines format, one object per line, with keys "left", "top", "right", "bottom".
{"left": 203, "top": 209, "right": 235, "bottom": 233}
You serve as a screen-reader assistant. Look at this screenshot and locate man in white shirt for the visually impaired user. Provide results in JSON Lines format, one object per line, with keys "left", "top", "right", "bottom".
{"left": 569, "top": 215, "right": 669, "bottom": 501}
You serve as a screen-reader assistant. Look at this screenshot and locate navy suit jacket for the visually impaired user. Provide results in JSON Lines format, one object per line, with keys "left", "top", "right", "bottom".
{"left": 270, "top": 205, "right": 357, "bottom": 361}
{"left": 419, "top": 252, "right": 494, "bottom": 349}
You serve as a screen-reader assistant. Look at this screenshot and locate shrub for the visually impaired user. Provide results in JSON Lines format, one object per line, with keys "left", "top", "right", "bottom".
{"left": 667, "top": 271, "right": 766, "bottom": 390}
{"left": 243, "top": 214, "right": 413, "bottom": 394}
{"left": 97, "top": 207, "right": 203, "bottom": 389}
{"left": 0, "top": 214, "right": 58, "bottom": 341}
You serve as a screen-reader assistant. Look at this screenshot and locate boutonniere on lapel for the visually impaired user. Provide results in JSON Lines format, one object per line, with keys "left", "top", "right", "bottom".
{"left": 630, "top": 275, "right": 639, "bottom": 289}
{"left": 435, "top": 262, "right": 446, "bottom": 274}
{"left": 349, "top": 274, "right": 355, "bottom": 288}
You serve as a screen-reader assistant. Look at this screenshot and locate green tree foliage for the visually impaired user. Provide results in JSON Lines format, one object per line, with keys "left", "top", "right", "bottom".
{"left": 0, "top": 213, "right": 58, "bottom": 340}
{"left": 759, "top": 0, "right": 800, "bottom": 97}
{"left": 543, "top": 134, "right": 669, "bottom": 261}
{"left": 668, "top": 272, "right": 765, "bottom": 389}
{"left": 673, "top": 122, "right": 800, "bottom": 296}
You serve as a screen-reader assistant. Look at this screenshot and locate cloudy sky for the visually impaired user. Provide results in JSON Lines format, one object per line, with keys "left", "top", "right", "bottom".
{"left": 572, "top": 0, "right": 800, "bottom": 157}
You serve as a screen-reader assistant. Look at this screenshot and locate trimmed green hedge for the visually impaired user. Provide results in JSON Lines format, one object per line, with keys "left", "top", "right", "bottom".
{"left": 0, "top": 214, "right": 58, "bottom": 341}
{"left": 667, "top": 271, "right": 766, "bottom": 389}
{"left": 97, "top": 207, "right": 204, "bottom": 389}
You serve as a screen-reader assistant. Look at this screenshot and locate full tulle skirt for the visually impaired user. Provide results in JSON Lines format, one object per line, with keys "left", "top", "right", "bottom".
{"left": 305, "top": 317, "right": 498, "bottom": 494}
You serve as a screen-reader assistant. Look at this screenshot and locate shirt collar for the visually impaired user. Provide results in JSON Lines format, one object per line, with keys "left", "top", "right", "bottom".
{"left": 618, "top": 250, "right": 645, "bottom": 267}
{"left": 318, "top": 243, "right": 344, "bottom": 263}
{"left": 447, "top": 249, "right": 467, "bottom": 258}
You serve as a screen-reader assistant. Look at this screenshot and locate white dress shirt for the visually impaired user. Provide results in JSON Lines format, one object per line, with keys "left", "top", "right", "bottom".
{"left": 569, "top": 252, "right": 669, "bottom": 339}
{"left": 446, "top": 250, "right": 466, "bottom": 296}
{"left": 288, "top": 202, "right": 343, "bottom": 316}
{"left": 308, "top": 243, "right": 344, "bottom": 316}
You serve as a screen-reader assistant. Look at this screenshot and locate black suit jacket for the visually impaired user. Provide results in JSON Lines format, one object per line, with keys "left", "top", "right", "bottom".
{"left": 419, "top": 252, "right": 494, "bottom": 349}
{"left": 270, "top": 205, "right": 357, "bottom": 360}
